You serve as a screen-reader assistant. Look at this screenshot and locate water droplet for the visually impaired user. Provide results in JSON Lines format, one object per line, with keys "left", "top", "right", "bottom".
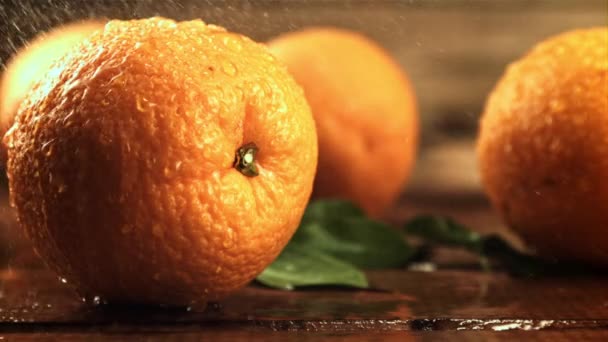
{"left": 135, "top": 96, "right": 146, "bottom": 112}
{"left": 186, "top": 299, "right": 208, "bottom": 312}
{"left": 221, "top": 61, "right": 237, "bottom": 76}
{"left": 91, "top": 296, "right": 104, "bottom": 306}
{"left": 81, "top": 295, "right": 106, "bottom": 306}
{"left": 222, "top": 36, "right": 242, "bottom": 51}
{"left": 57, "top": 184, "right": 67, "bottom": 193}
{"left": 263, "top": 52, "right": 275, "bottom": 63}
{"left": 59, "top": 277, "right": 68, "bottom": 284}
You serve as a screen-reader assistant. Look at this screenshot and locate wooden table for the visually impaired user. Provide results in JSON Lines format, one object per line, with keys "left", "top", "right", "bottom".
{"left": 2, "top": 268, "right": 608, "bottom": 341}
{"left": 1, "top": 182, "right": 607, "bottom": 341}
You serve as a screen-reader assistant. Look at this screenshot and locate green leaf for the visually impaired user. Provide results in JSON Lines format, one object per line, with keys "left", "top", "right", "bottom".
{"left": 479, "top": 235, "right": 547, "bottom": 277}
{"left": 404, "top": 215, "right": 597, "bottom": 277}
{"left": 256, "top": 243, "right": 368, "bottom": 290}
{"left": 301, "top": 199, "right": 366, "bottom": 223}
{"left": 294, "top": 200, "right": 414, "bottom": 269}
{"left": 405, "top": 215, "right": 483, "bottom": 252}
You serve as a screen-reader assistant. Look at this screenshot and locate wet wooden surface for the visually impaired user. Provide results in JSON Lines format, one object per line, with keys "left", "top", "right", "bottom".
{"left": 1, "top": 184, "right": 607, "bottom": 341}
{"left": 2, "top": 263, "right": 608, "bottom": 340}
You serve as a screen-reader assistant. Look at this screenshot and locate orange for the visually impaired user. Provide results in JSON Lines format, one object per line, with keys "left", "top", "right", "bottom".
{"left": 268, "top": 28, "right": 418, "bottom": 218}
{"left": 477, "top": 28, "right": 608, "bottom": 265}
{"left": 0, "top": 20, "right": 104, "bottom": 143}
{"left": 5, "top": 17, "right": 318, "bottom": 305}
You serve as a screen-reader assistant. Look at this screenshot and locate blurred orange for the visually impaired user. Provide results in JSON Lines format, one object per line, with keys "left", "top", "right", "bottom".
{"left": 0, "top": 20, "right": 104, "bottom": 147}
{"left": 269, "top": 28, "right": 418, "bottom": 217}
{"left": 477, "top": 27, "right": 608, "bottom": 265}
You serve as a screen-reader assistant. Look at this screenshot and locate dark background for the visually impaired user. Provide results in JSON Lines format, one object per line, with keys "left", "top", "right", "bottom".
{"left": 1, "top": 0, "right": 606, "bottom": 195}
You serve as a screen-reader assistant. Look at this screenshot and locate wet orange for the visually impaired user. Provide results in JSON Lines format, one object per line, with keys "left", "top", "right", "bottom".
{"left": 0, "top": 20, "right": 104, "bottom": 142}
{"left": 268, "top": 28, "right": 418, "bottom": 218}
{"left": 5, "top": 17, "right": 318, "bottom": 305}
{"left": 477, "top": 28, "right": 608, "bottom": 265}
